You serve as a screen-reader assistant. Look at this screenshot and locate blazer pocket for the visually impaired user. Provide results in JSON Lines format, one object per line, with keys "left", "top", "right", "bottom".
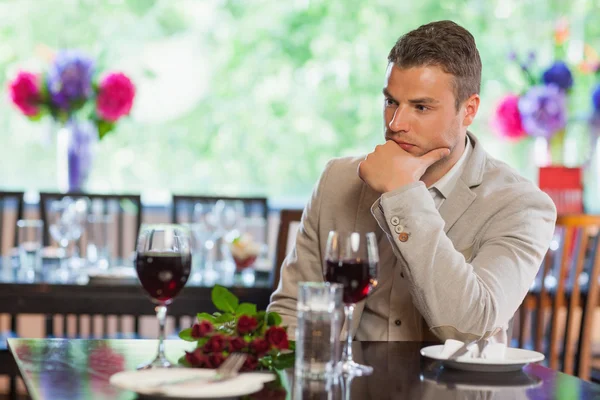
{"left": 457, "top": 243, "right": 476, "bottom": 262}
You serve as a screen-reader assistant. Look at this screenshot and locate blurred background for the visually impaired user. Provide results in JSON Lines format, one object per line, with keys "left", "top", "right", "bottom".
{"left": 2, "top": 0, "right": 600, "bottom": 206}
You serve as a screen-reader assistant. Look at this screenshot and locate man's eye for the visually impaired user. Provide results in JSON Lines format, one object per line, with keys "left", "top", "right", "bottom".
{"left": 384, "top": 98, "right": 396, "bottom": 106}
{"left": 415, "top": 105, "right": 429, "bottom": 112}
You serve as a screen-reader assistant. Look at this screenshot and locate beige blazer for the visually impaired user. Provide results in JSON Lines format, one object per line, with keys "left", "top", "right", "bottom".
{"left": 268, "top": 132, "right": 557, "bottom": 342}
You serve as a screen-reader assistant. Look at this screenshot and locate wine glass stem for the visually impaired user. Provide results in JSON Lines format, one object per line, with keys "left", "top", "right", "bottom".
{"left": 156, "top": 304, "right": 168, "bottom": 359}
{"left": 344, "top": 303, "right": 355, "bottom": 363}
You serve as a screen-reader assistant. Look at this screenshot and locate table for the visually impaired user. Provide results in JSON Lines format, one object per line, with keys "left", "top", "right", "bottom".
{"left": 0, "top": 258, "right": 273, "bottom": 317}
{"left": 8, "top": 338, "right": 600, "bottom": 399}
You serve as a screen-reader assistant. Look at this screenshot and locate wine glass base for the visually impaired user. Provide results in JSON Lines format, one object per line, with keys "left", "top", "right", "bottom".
{"left": 137, "top": 356, "right": 174, "bottom": 370}
{"left": 340, "top": 360, "right": 373, "bottom": 376}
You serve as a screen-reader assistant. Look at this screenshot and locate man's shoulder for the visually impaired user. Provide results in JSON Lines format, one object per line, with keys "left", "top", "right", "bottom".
{"left": 321, "top": 155, "right": 365, "bottom": 183}
{"left": 477, "top": 152, "right": 555, "bottom": 211}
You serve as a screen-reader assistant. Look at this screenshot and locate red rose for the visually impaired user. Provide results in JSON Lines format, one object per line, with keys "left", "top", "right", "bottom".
{"left": 203, "top": 334, "right": 226, "bottom": 353}
{"left": 237, "top": 315, "right": 259, "bottom": 335}
{"left": 96, "top": 72, "right": 135, "bottom": 122}
{"left": 228, "top": 336, "right": 247, "bottom": 352}
{"left": 191, "top": 320, "right": 214, "bottom": 338}
{"left": 265, "top": 326, "right": 289, "bottom": 350}
{"left": 242, "top": 355, "right": 259, "bottom": 372}
{"left": 9, "top": 71, "right": 41, "bottom": 117}
{"left": 185, "top": 349, "right": 207, "bottom": 367}
{"left": 250, "top": 338, "right": 271, "bottom": 356}
{"left": 207, "top": 353, "right": 225, "bottom": 369}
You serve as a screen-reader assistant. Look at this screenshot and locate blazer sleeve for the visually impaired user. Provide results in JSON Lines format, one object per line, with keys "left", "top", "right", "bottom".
{"left": 371, "top": 181, "right": 557, "bottom": 342}
{"left": 267, "top": 160, "right": 335, "bottom": 337}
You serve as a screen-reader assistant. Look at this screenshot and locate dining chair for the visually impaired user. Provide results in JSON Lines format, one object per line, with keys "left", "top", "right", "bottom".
{"left": 0, "top": 191, "right": 25, "bottom": 254}
{"left": 516, "top": 214, "right": 600, "bottom": 380}
{"left": 39, "top": 191, "right": 142, "bottom": 260}
{"left": 0, "top": 191, "right": 24, "bottom": 400}
{"left": 170, "top": 194, "right": 269, "bottom": 330}
{"left": 272, "top": 209, "right": 303, "bottom": 291}
{"left": 38, "top": 192, "right": 144, "bottom": 340}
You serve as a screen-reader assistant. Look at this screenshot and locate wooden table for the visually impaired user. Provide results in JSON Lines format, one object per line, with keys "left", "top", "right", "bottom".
{"left": 8, "top": 338, "right": 600, "bottom": 399}
{"left": 0, "top": 258, "right": 273, "bottom": 317}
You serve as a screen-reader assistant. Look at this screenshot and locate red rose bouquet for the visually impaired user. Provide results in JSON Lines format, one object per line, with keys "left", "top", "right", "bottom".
{"left": 178, "top": 285, "right": 295, "bottom": 372}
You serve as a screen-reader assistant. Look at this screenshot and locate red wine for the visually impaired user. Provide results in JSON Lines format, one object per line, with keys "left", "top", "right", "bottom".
{"left": 136, "top": 252, "right": 191, "bottom": 304}
{"left": 324, "top": 259, "right": 377, "bottom": 304}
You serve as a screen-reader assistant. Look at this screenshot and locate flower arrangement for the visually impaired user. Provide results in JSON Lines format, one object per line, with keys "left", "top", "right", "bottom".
{"left": 492, "top": 19, "right": 600, "bottom": 165}
{"left": 178, "top": 285, "right": 295, "bottom": 372}
{"left": 8, "top": 49, "right": 135, "bottom": 139}
{"left": 493, "top": 56, "right": 574, "bottom": 142}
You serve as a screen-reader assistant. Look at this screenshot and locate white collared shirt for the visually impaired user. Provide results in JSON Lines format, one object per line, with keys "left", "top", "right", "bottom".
{"left": 356, "top": 135, "right": 473, "bottom": 341}
{"left": 428, "top": 135, "right": 472, "bottom": 210}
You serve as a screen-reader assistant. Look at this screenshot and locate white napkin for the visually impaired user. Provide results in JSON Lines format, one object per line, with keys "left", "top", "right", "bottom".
{"left": 440, "top": 339, "right": 506, "bottom": 361}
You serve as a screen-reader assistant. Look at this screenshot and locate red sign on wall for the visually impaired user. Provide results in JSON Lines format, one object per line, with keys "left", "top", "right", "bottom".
{"left": 538, "top": 166, "right": 583, "bottom": 215}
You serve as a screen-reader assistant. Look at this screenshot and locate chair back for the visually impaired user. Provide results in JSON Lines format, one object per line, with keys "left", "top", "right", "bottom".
{"left": 519, "top": 214, "right": 600, "bottom": 380}
{"left": 273, "top": 209, "right": 303, "bottom": 290}
{"left": 171, "top": 195, "right": 269, "bottom": 243}
{"left": 0, "top": 191, "right": 25, "bottom": 254}
{"left": 39, "top": 192, "right": 142, "bottom": 260}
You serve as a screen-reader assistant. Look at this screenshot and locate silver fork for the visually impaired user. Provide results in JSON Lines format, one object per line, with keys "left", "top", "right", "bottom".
{"left": 149, "top": 353, "right": 248, "bottom": 391}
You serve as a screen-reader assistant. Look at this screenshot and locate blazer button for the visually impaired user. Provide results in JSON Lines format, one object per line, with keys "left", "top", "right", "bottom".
{"left": 398, "top": 232, "right": 409, "bottom": 242}
{"left": 390, "top": 216, "right": 400, "bottom": 226}
{"left": 394, "top": 225, "right": 404, "bottom": 234}
{"left": 395, "top": 319, "right": 402, "bottom": 326}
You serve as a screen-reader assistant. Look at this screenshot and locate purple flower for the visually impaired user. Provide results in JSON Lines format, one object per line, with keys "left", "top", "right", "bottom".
{"left": 592, "top": 84, "right": 600, "bottom": 113}
{"left": 46, "top": 50, "right": 95, "bottom": 111}
{"left": 542, "top": 61, "right": 573, "bottom": 91}
{"left": 518, "top": 85, "right": 566, "bottom": 139}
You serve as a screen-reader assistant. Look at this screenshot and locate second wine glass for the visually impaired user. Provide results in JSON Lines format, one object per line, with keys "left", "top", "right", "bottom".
{"left": 135, "top": 224, "right": 192, "bottom": 369}
{"left": 323, "top": 231, "right": 379, "bottom": 376}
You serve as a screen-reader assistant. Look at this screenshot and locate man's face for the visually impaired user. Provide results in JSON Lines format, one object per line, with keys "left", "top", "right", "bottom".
{"left": 382, "top": 63, "right": 471, "bottom": 162}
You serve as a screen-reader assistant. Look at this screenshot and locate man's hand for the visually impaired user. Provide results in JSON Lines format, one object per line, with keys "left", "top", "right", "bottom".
{"left": 358, "top": 140, "right": 450, "bottom": 193}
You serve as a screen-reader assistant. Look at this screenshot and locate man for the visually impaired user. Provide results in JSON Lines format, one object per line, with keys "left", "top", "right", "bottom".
{"left": 268, "top": 20, "right": 556, "bottom": 343}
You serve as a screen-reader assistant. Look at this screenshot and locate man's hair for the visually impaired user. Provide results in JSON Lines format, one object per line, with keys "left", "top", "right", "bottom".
{"left": 387, "top": 20, "right": 481, "bottom": 110}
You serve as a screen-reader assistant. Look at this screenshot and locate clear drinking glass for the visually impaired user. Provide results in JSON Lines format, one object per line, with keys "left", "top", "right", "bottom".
{"left": 323, "top": 231, "right": 379, "bottom": 376}
{"left": 295, "top": 282, "right": 344, "bottom": 379}
{"left": 135, "top": 224, "right": 192, "bottom": 369}
{"left": 48, "top": 197, "right": 86, "bottom": 269}
{"left": 17, "top": 219, "right": 44, "bottom": 273}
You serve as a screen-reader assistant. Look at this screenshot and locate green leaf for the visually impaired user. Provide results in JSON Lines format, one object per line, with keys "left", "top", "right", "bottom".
{"left": 235, "top": 303, "right": 257, "bottom": 316}
{"left": 178, "top": 328, "right": 195, "bottom": 342}
{"left": 196, "top": 313, "right": 216, "bottom": 323}
{"left": 178, "top": 354, "right": 191, "bottom": 367}
{"left": 97, "top": 119, "right": 115, "bottom": 140}
{"left": 267, "top": 312, "right": 282, "bottom": 327}
{"left": 272, "top": 352, "right": 295, "bottom": 370}
{"left": 212, "top": 285, "right": 239, "bottom": 313}
{"left": 288, "top": 340, "right": 296, "bottom": 351}
{"left": 215, "top": 313, "right": 235, "bottom": 324}
{"left": 195, "top": 337, "right": 209, "bottom": 348}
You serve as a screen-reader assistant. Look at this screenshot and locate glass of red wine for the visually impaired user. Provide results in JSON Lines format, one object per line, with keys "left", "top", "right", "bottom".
{"left": 135, "top": 224, "right": 192, "bottom": 369}
{"left": 323, "top": 231, "right": 378, "bottom": 375}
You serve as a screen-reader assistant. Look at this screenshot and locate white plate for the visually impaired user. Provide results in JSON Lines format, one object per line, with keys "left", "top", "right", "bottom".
{"left": 420, "top": 345, "right": 545, "bottom": 372}
{"left": 110, "top": 368, "right": 276, "bottom": 398}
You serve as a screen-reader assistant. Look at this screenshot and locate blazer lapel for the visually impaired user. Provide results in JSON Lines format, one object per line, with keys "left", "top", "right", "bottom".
{"left": 439, "top": 132, "right": 486, "bottom": 233}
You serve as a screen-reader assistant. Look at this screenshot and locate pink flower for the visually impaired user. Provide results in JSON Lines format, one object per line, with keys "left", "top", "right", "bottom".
{"left": 493, "top": 94, "right": 526, "bottom": 140}
{"left": 96, "top": 72, "right": 135, "bottom": 122}
{"left": 8, "top": 71, "right": 41, "bottom": 117}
